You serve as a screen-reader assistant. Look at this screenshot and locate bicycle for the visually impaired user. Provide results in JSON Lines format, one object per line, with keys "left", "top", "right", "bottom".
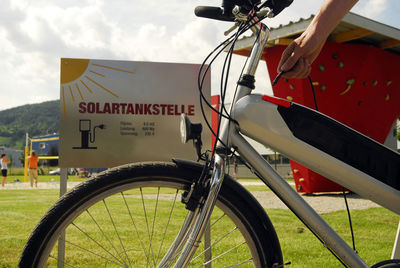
{"left": 19, "top": 0, "right": 400, "bottom": 267}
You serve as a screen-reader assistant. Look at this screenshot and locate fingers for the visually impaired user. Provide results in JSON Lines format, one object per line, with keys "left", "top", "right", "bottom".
{"left": 277, "top": 41, "right": 297, "bottom": 73}
{"left": 276, "top": 38, "right": 313, "bottom": 79}
{"left": 281, "top": 57, "right": 311, "bottom": 79}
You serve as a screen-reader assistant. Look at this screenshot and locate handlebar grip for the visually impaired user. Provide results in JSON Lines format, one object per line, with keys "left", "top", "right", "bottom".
{"left": 262, "top": 0, "right": 293, "bottom": 17}
{"left": 194, "top": 6, "right": 235, "bottom": 21}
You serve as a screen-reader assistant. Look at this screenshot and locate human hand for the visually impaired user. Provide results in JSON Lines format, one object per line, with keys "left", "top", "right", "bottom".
{"left": 276, "top": 0, "right": 358, "bottom": 79}
{"left": 277, "top": 30, "right": 326, "bottom": 79}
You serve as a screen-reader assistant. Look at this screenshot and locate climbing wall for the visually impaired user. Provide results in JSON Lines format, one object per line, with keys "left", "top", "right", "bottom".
{"left": 265, "top": 42, "right": 400, "bottom": 193}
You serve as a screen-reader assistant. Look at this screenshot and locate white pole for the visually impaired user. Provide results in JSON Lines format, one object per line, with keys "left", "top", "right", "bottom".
{"left": 204, "top": 220, "right": 211, "bottom": 268}
{"left": 392, "top": 220, "right": 400, "bottom": 259}
{"left": 57, "top": 168, "right": 68, "bottom": 268}
{"left": 60, "top": 168, "right": 68, "bottom": 196}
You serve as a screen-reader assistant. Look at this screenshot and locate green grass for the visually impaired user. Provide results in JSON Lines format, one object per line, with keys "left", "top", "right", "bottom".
{"left": 0, "top": 188, "right": 398, "bottom": 267}
{"left": 0, "top": 189, "right": 60, "bottom": 267}
{"left": 270, "top": 208, "right": 398, "bottom": 267}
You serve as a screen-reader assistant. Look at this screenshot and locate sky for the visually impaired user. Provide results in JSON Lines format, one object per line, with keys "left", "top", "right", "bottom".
{"left": 0, "top": 0, "right": 399, "bottom": 111}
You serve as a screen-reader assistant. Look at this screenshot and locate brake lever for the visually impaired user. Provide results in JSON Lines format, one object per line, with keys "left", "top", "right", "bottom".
{"left": 224, "top": 22, "right": 240, "bottom": 36}
{"left": 256, "top": 7, "right": 273, "bottom": 18}
{"left": 224, "top": 5, "right": 272, "bottom": 37}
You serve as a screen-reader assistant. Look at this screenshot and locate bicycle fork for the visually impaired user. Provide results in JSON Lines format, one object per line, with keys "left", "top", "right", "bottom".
{"left": 158, "top": 154, "right": 226, "bottom": 268}
{"left": 157, "top": 16, "right": 270, "bottom": 267}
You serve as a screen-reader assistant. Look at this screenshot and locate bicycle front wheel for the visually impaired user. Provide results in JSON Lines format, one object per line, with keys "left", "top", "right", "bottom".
{"left": 20, "top": 161, "right": 282, "bottom": 267}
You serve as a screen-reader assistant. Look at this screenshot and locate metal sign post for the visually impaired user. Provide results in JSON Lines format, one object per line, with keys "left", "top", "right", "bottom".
{"left": 392, "top": 221, "right": 400, "bottom": 259}
{"left": 57, "top": 168, "right": 68, "bottom": 268}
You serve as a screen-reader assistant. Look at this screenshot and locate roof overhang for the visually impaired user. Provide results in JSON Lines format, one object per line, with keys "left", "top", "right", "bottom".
{"left": 232, "top": 12, "right": 400, "bottom": 57}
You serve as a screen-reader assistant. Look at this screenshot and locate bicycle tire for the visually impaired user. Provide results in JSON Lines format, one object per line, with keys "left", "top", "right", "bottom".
{"left": 19, "top": 161, "right": 282, "bottom": 267}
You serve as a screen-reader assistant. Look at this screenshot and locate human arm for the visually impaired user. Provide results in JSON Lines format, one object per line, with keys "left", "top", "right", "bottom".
{"left": 3, "top": 157, "right": 10, "bottom": 164}
{"left": 277, "top": 0, "right": 358, "bottom": 78}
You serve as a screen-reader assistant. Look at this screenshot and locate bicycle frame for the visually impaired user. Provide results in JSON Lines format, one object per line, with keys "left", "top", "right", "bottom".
{"left": 161, "top": 11, "right": 400, "bottom": 268}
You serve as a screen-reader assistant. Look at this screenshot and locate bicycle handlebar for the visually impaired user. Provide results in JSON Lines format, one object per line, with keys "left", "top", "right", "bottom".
{"left": 195, "top": 0, "right": 293, "bottom": 21}
{"left": 195, "top": 6, "right": 235, "bottom": 21}
{"left": 262, "top": 0, "right": 293, "bottom": 17}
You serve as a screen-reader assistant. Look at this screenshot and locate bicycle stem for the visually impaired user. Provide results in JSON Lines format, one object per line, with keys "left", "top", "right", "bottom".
{"left": 218, "top": 18, "right": 270, "bottom": 149}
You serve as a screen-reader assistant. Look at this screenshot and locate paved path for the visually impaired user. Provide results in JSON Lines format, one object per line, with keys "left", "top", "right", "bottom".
{"left": 1, "top": 181, "right": 380, "bottom": 213}
{"left": 237, "top": 180, "right": 380, "bottom": 213}
{"left": 1, "top": 181, "right": 81, "bottom": 190}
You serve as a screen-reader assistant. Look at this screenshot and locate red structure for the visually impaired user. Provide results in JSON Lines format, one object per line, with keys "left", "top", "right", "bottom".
{"left": 211, "top": 95, "right": 221, "bottom": 149}
{"left": 265, "top": 42, "right": 400, "bottom": 193}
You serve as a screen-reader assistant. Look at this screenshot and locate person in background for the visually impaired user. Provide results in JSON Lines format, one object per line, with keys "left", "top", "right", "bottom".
{"left": 1, "top": 154, "right": 10, "bottom": 188}
{"left": 27, "top": 150, "right": 39, "bottom": 188}
{"left": 277, "top": 0, "right": 358, "bottom": 79}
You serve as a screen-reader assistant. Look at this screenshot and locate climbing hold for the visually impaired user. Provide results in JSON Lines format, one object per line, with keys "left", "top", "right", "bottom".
{"left": 286, "top": 96, "right": 293, "bottom": 101}
{"left": 386, "top": 80, "right": 392, "bottom": 86}
{"left": 385, "top": 94, "right": 390, "bottom": 101}
{"left": 321, "top": 85, "right": 326, "bottom": 91}
{"left": 338, "top": 62, "right": 344, "bottom": 68}
{"left": 289, "top": 84, "right": 295, "bottom": 90}
{"left": 319, "top": 64, "right": 325, "bottom": 71}
{"left": 371, "top": 80, "right": 378, "bottom": 86}
{"left": 340, "top": 86, "right": 351, "bottom": 95}
{"left": 347, "top": 79, "right": 355, "bottom": 85}
{"left": 332, "top": 53, "right": 339, "bottom": 59}
{"left": 340, "top": 79, "right": 355, "bottom": 95}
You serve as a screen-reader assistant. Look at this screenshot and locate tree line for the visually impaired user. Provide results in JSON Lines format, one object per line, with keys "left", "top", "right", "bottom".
{"left": 0, "top": 100, "right": 59, "bottom": 149}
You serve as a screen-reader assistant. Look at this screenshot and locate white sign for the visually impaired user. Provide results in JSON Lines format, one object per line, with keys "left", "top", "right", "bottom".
{"left": 59, "top": 58, "right": 211, "bottom": 168}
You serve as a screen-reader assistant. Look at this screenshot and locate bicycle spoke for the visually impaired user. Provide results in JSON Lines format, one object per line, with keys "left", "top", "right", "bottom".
{"left": 201, "top": 241, "right": 248, "bottom": 266}
{"left": 65, "top": 239, "right": 125, "bottom": 266}
{"left": 84, "top": 209, "right": 126, "bottom": 264}
{"left": 140, "top": 187, "right": 156, "bottom": 267}
{"left": 103, "top": 199, "right": 132, "bottom": 266}
{"left": 155, "top": 189, "right": 179, "bottom": 264}
{"left": 191, "top": 227, "right": 239, "bottom": 262}
{"left": 70, "top": 221, "right": 124, "bottom": 266}
{"left": 49, "top": 254, "right": 76, "bottom": 268}
{"left": 121, "top": 192, "right": 150, "bottom": 261}
{"left": 210, "top": 212, "right": 226, "bottom": 228}
{"left": 148, "top": 187, "right": 160, "bottom": 267}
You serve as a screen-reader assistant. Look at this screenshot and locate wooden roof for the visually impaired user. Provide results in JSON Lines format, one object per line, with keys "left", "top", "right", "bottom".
{"left": 232, "top": 12, "right": 400, "bottom": 56}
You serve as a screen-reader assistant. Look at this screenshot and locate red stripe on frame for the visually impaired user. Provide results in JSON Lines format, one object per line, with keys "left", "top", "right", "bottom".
{"left": 261, "top": 95, "right": 291, "bottom": 108}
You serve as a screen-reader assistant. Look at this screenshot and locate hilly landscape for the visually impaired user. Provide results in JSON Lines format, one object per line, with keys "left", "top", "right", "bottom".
{"left": 0, "top": 100, "right": 59, "bottom": 150}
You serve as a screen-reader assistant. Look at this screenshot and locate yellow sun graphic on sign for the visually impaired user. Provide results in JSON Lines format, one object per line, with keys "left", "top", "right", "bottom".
{"left": 60, "top": 58, "right": 135, "bottom": 118}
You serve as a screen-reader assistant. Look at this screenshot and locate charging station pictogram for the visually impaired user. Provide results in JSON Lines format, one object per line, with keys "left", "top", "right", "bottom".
{"left": 73, "top": 119, "right": 106, "bottom": 149}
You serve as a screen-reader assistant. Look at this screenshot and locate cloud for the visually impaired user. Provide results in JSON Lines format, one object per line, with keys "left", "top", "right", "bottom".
{"left": 355, "top": 0, "right": 388, "bottom": 19}
{"left": 0, "top": 0, "right": 398, "bottom": 111}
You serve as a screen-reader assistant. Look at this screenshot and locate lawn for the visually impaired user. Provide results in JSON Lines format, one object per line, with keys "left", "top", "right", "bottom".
{"left": 0, "top": 185, "right": 398, "bottom": 267}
